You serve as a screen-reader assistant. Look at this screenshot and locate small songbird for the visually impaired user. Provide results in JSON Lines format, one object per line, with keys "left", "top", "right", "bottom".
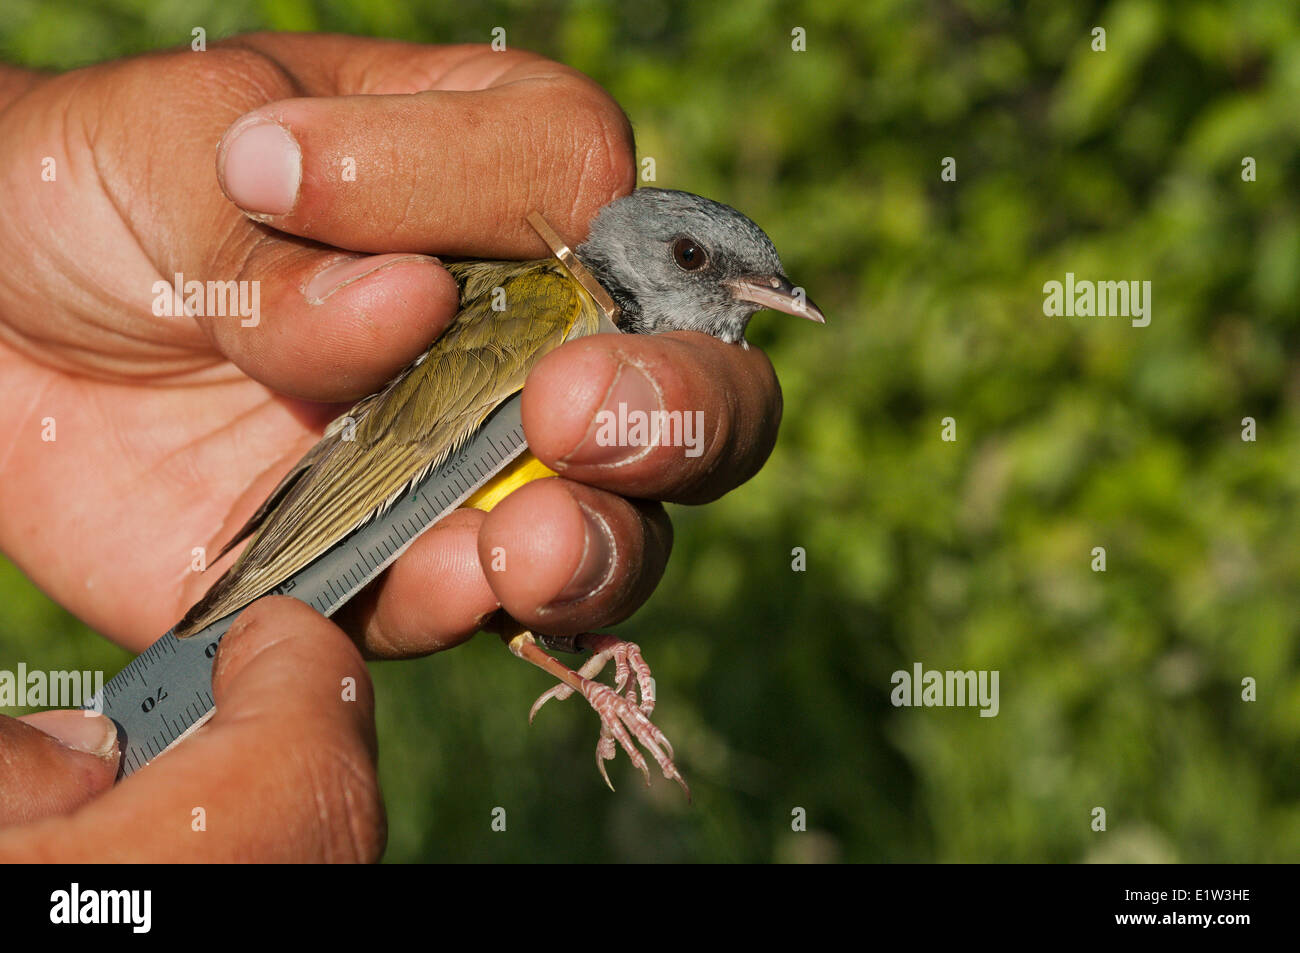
{"left": 175, "top": 188, "right": 824, "bottom": 796}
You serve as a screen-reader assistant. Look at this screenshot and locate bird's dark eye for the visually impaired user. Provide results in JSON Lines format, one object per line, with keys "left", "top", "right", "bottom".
{"left": 672, "top": 236, "right": 707, "bottom": 271}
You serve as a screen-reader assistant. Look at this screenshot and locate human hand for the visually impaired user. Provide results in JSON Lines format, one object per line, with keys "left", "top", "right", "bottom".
{"left": 0, "top": 34, "right": 782, "bottom": 657}
{"left": 0, "top": 598, "right": 384, "bottom": 861}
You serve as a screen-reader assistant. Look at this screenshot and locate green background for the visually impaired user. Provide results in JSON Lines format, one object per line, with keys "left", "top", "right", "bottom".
{"left": 1, "top": 0, "right": 1297, "bottom": 862}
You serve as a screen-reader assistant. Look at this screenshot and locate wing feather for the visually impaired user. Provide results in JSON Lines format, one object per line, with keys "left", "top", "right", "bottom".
{"left": 175, "top": 260, "right": 602, "bottom": 637}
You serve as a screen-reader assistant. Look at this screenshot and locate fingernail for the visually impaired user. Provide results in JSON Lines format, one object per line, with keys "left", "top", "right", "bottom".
{"left": 24, "top": 709, "right": 118, "bottom": 759}
{"left": 218, "top": 117, "right": 302, "bottom": 216}
{"left": 559, "top": 362, "right": 663, "bottom": 467}
{"left": 553, "top": 503, "right": 616, "bottom": 604}
{"left": 304, "top": 254, "right": 435, "bottom": 303}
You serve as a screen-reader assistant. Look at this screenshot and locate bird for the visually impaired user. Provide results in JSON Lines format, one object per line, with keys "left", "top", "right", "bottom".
{"left": 174, "top": 187, "right": 825, "bottom": 796}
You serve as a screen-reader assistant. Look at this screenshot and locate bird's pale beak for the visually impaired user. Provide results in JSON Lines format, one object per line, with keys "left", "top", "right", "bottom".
{"left": 725, "top": 274, "right": 826, "bottom": 323}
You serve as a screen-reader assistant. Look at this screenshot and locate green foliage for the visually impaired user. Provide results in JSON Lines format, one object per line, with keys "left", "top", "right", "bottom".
{"left": 1, "top": 0, "right": 1297, "bottom": 861}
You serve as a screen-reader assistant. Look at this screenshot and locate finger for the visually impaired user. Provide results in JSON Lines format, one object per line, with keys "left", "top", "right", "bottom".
{"left": 0, "top": 598, "right": 385, "bottom": 862}
{"left": 0, "top": 712, "right": 118, "bottom": 825}
{"left": 197, "top": 239, "right": 461, "bottom": 402}
{"left": 334, "top": 476, "right": 673, "bottom": 655}
{"left": 522, "top": 331, "right": 784, "bottom": 505}
{"left": 214, "top": 55, "right": 634, "bottom": 256}
{"left": 221, "top": 33, "right": 583, "bottom": 98}
{"left": 333, "top": 508, "right": 500, "bottom": 659}
{"left": 64, "top": 43, "right": 463, "bottom": 402}
{"left": 477, "top": 477, "right": 673, "bottom": 636}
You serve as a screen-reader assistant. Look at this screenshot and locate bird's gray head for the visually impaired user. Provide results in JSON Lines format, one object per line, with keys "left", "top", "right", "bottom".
{"left": 575, "top": 188, "right": 825, "bottom": 344}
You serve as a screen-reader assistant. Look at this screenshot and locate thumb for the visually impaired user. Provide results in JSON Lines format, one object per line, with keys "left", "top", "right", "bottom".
{"left": 0, "top": 597, "right": 384, "bottom": 862}
{"left": 0, "top": 710, "right": 119, "bottom": 825}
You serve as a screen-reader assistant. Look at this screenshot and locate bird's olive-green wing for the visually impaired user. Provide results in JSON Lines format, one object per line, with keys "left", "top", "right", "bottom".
{"left": 209, "top": 397, "right": 382, "bottom": 563}
{"left": 175, "top": 260, "right": 602, "bottom": 637}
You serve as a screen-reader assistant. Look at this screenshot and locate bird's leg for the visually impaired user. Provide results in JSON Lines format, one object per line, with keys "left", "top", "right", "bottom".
{"left": 501, "top": 625, "right": 690, "bottom": 800}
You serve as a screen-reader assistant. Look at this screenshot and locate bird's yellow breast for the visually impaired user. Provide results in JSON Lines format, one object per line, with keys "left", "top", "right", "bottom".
{"left": 462, "top": 451, "right": 557, "bottom": 512}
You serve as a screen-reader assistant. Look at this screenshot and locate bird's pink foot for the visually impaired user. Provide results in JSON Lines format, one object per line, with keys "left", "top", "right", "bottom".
{"left": 531, "top": 632, "right": 656, "bottom": 721}
{"left": 507, "top": 630, "right": 689, "bottom": 800}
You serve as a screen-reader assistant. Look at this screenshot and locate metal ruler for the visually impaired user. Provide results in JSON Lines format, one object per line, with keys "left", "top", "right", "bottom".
{"left": 84, "top": 214, "right": 620, "bottom": 779}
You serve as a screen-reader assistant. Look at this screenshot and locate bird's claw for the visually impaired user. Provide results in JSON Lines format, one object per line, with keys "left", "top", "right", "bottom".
{"left": 530, "top": 633, "right": 689, "bottom": 800}
{"left": 531, "top": 633, "right": 653, "bottom": 717}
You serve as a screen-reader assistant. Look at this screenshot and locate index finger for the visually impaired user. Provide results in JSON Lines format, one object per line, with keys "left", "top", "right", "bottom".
{"left": 215, "top": 37, "right": 635, "bottom": 256}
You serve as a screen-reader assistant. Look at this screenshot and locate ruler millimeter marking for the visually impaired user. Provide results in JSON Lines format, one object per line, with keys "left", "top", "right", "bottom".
{"left": 85, "top": 213, "right": 620, "bottom": 779}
